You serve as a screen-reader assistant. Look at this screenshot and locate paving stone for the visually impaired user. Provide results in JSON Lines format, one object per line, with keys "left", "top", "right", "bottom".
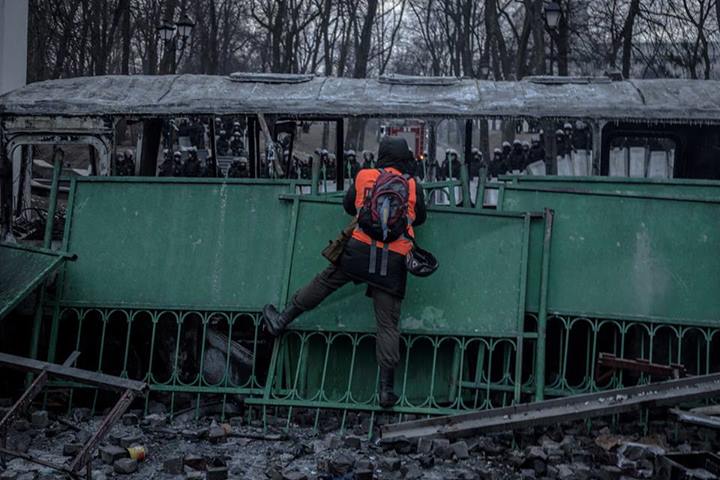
{"left": 432, "top": 438, "right": 453, "bottom": 460}
{"left": 419, "top": 455, "right": 435, "bottom": 469}
{"left": 327, "top": 435, "right": 343, "bottom": 449}
{"left": 100, "top": 445, "right": 128, "bottom": 464}
{"left": 475, "top": 436, "right": 504, "bottom": 455}
{"left": 182, "top": 428, "right": 207, "bottom": 439}
{"left": 8, "top": 432, "right": 31, "bottom": 453}
{"left": 63, "top": 442, "right": 83, "bottom": 456}
{"left": 184, "top": 454, "right": 206, "bottom": 470}
{"left": 353, "top": 469, "right": 373, "bottom": 480}
{"left": 113, "top": 458, "right": 138, "bottom": 474}
{"left": 12, "top": 419, "right": 30, "bottom": 432}
{"left": 163, "top": 456, "right": 185, "bottom": 475}
{"left": 355, "top": 459, "right": 374, "bottom": 472}
{"left": 401, "top": 462, "right": 423, "bottom": 479}
{"left": 329, "top": 452, "right": 355, "bottom": 476}
{"left": 147, "top": 400, "right": 167, "bottom": 414}
{"left": 72, "top": 408, "right": 91, "bottom": 422}
{"left": 119, "top": 433, "right": 143, "bottom": 448}
{"left": 208, "top": 426, "right": 227, "bottom": 444}
{"left": 185, "top": 472, "right": 204, "bottom": 479}
{"left": 228, "top": 416, "right": 244, "bottom": 426}
{"left": 381, "top": 436, "right": 413, "bottom": 454}
{"left": 90, "top": 471, "right": 107, "bottom": 480}
{"left": 142, "top": 413, "right": 166, "bottom": 427}
{"left": 451, "top": 441, "right": 470, "bottom": 460}
{"left": 206, "top": 466, "right": 228, "bottom": 480}
{"left": 31, "top": 410, "right": 49, "bottom": 428}
{"left": 453, "top": 468, "right": 476, "bottom": 480}
{"left": 281, "top": 471, "right": 308, "bottom": 480}
{"left": 417, "top": 437, "right": 433, "bottom": 454}
{"left": 379, "top": 456, "right": 401, "bottom": 472}
{"left": 121, "top": 413, "right": 139, "bottom": 426}
{"left": 344, "top": 435, "right": 363, "bottom": 449}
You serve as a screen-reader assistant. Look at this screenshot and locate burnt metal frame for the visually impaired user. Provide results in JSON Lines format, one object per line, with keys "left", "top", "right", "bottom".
{"left": 382, "top": 371, "right": 720, "bottom": 441}
{"left": 595, "top": 352, "right": 686, "bottom": 384}
{"left": 0, "top": 351, "right": 147, "bottom": 479}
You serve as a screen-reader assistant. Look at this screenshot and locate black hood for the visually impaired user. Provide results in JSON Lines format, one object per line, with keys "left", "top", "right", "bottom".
{"left": 377, "top": 136, "right": 414, "bottom": 174}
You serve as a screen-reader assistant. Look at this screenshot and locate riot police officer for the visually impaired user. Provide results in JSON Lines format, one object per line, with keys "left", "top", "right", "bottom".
{"left": 115, "top": 149, "right": 135, "bottom": 176}
{"left": 489, "top": 148, "right": 506, "bottom": 177}
{"left": 345, "top": 150, "right": 360, "bottom": 179}
{"left": 529, "top": 138, "right": 545, "bottom": 164}
{"left": 361, "top": 151, "right": 375, "bottom": 170}
{"left": 470, "top": 148, "right": 486, "bottom": 178}
{"left": 509, "top": 140, "right": 525, "bottom": 172}
{"left": 227, "top": 157, "right": 247, "bottom": 178}
{"left": 183, "top": 149, "right": 203, "bottom": 177}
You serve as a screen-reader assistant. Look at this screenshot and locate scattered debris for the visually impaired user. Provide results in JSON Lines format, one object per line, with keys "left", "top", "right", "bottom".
{"left": 0, "top": 351, "right": 147, "bottom": 478}
{"left": 673, "top": 408, "right": 720, "bottom": 430}
{"left": 596, "top": 352, "right": 686, "bottom": 384}
{"left": 382, "top": 373, "right": 720, "bottom": 442}
{"left": 658, "top": 452, "right": 720, "bottom": 479}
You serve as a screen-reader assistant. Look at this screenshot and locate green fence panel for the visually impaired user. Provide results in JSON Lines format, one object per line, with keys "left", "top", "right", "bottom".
{"left": 501, "top": 175, "right": 720, "bottom": 200}
{"left": 0, "top": 243, "right": 68, "bottom": 321}
{"left": 284, "top": 196, "right": 536, "bottom": 336}
{"left": 62, "top": 178, "right": 295, "bottom": 310}
{"left": 500, "top": 185, "right": 720, "bottom": 326}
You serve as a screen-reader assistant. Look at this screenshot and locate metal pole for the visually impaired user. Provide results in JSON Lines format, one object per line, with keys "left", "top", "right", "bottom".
{"left": 208, "top": 116, "right": 218, "bottom": 177}
{"left": 335, "top": 119, "right": 345, "bottom": 190}
{"left": 247, "top": 117, "right": 257, "bottom": 178}
{"left": 311, "top": 155, "right": 320, "bottom": 196}
{"left": 29, "top": 148, "right": 63, "bottom": 374}
{"left": 535, "top": 208, "right": 554, "bottom": 401}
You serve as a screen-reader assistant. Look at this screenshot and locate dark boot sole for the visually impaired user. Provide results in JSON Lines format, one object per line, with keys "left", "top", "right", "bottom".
{"left": 262, "top": 305, "right": 282, "bottom": 337}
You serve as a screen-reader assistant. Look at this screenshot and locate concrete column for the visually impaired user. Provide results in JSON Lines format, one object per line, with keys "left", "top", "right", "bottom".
{"left": 0, "top": 0, "right": 28, "bottom": 95}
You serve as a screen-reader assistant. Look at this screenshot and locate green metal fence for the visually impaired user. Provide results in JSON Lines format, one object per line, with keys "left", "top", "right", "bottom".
{"left": 39, "top": 178, "right": 552, "bottom": 418}
{"left": 259, "top": 195, "right": 549, "bottom": 413}
{"left": 0, "top": 243, "right": 70, "bottom": 321}
{"left": 9, "top": 174, "right": 720, "bottom": 421}
{"left": 500, "top": 175, "right": 720, "bottom": 200}
{"left": 498, "top": 183, "right": 720, "bottom": 396}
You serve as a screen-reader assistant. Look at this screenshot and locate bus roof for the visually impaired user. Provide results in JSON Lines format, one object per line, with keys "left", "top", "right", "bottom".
{"left": 2, "top": 74, "right": 720, "bottom": 123}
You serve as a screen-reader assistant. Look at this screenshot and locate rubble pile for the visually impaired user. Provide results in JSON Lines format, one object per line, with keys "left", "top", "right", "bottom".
{"left": 1, "top": 400, "right": 719, "bottom": 480}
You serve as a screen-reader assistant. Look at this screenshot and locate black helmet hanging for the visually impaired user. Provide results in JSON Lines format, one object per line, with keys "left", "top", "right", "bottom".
{"left": 406, "top": 245, "right": 439, "bottom": 277}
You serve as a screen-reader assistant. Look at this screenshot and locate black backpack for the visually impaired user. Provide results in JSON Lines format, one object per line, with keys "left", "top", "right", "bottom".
{"left": 357, "top": 169, "right": 411, "bottom": 242}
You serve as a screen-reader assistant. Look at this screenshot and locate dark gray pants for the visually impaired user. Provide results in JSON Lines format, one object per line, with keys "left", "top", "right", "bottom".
{"left": 290, "top": 265, "right": 402, "bottom": 370}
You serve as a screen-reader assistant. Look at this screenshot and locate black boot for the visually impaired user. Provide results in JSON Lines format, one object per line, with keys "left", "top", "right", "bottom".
{"left": 378, "top": 367, "right": 399, "bottom": 408}
{"left": 262, "top": 303, "right": 303, "bottom": 337}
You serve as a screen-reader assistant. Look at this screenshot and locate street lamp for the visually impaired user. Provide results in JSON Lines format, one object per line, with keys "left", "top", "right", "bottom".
{"left": 176, "top": 13, "right": 195, "bottom": 41}
{"left": 479, "top": 59, "right": 490, "bottom": 79}
{"left": 157, "top": 15, "right": 195, "bottom": 74}
{"left": 544, "top": 1, "right": 561, "bottom": 75}
{"left": 544, "top": 1, "right": 562, "bottom": 29}
{"left": 157, "top": 21, "right": 176, "bottom": 42}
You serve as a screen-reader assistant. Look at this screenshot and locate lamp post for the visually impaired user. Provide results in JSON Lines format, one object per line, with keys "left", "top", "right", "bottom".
{"left": 544, "top": 1, "right": 561, "bottom": 75}
{"left": 479, "top": 59, "right": 490, "bottom": 80}
{"left": 157, "top": 14, "right": 195, "bottom": 74}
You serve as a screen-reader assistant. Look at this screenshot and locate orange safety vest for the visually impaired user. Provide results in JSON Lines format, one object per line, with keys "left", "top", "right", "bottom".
{"left": 352, "top": 167, "right": 417, "bottom": 255}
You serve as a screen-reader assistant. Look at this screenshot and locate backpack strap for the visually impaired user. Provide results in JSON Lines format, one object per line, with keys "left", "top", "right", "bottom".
{"left": 369, "top": 239, "right": 377, "bottom": 274}
{"left": 380, "top": 242, "right": 390, "bottom": 277}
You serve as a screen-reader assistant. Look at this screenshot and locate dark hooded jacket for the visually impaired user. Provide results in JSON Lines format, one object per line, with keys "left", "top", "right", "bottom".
{"left": 339, "top": 137, "right": 426, "bottom": 298}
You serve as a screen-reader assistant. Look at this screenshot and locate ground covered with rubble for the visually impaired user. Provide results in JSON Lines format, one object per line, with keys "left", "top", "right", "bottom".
{"left": 1, "top": 399, "right": 720, "bottom": 480}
